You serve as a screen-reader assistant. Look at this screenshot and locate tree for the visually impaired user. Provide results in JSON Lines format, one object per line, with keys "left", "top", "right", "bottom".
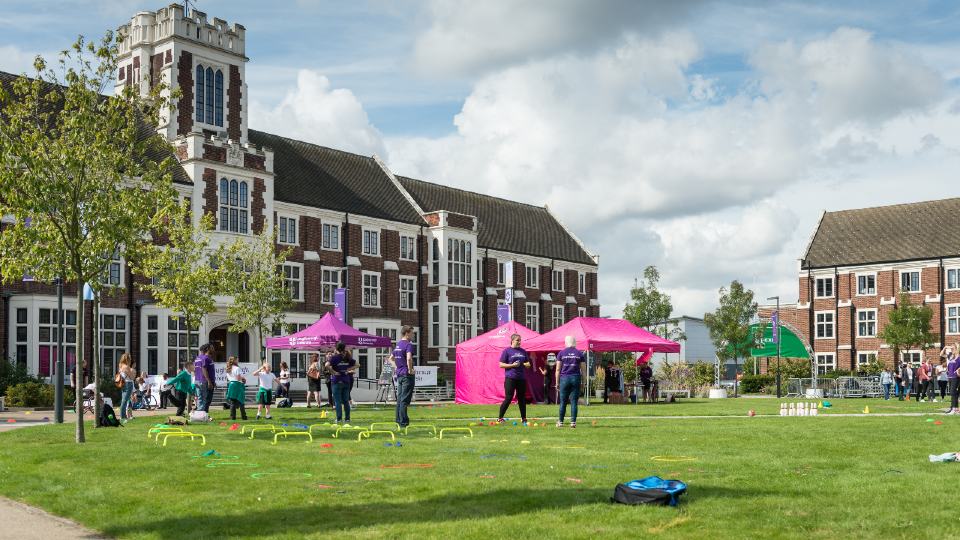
{"left": 0, "top": 34, "right": 177, "bottom": 442}
{"left": 623, "top": 266, "right": 685, "bottom": 342}
{"left": 703, "top": 281, "right": 759, "bottom": 393}
{"left": 132, "top": 204, "right": 222, "bottom": 412}
{"left": 879, "top": 293, "right": 935, "bottom": 365}
{"left": 220, "top": 230, "right": 293, "bottom": 363}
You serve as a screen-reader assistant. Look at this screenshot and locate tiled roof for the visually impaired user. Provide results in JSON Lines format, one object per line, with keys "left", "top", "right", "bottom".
{"left": 802, "top": 197, "right": 960, "bottom": 268}
{"left": 248, "top": 130, "right": 424, "bottom": 224}
{"left": 397, "top": 175, "right": 596, "bottom": 265}
{"left": 0, "top": 71, "right": 191, "bottom": 185}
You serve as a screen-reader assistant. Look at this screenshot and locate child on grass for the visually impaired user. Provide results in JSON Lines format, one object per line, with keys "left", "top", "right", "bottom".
{"left": 252, "top": 362, "right": 277, "bottom": 420}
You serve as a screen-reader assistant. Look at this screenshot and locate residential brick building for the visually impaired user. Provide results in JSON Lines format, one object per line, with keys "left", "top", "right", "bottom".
{"left": 765, "top": 198, "right": 960, "bottom": 374}
{"left": 0, "top": 5, "right": 599, "bottom": 390}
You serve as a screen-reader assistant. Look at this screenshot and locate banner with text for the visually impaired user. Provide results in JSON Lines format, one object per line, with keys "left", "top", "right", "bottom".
{"left": 213, "top": 362, "right": 259, "bottom": 387}
{"left": 334, "top": 288, "right": 347, "bottom": 322}
{"left": 415, "top": 366, "right": 438, "bottom": 386}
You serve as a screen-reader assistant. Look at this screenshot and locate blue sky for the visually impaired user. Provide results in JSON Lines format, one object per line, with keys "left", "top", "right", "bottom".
{"left": 2, "top": 1, "right": 960, "bottom": 318}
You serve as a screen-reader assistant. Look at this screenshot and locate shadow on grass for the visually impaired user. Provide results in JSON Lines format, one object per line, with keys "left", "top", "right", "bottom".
{"left": 102, "top": 487, "right": 608, "bottom": 538}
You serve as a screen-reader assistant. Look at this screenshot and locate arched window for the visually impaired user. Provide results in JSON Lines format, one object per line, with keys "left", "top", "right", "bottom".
{"left": 214, "top": 70, "right": 224, "bottom": 127}
{"left": 219, "top": 179, "right": 249, "bottom": 234}
{"left": 205, "top": 67, "right": 214, "bottom": 124}
{"left": 195, "top": 65, "right": 205, "bottom": 123}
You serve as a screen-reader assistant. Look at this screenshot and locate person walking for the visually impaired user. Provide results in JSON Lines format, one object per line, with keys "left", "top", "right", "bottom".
{"left": 251, "top": 362, "right": 276, "bottom": 420}
{"left": 117, "top": 353, "right": 136, "bottom": 421}
{"left": 164, "top": 362, "right": 193, "bottom": 417}
{"left": 919, "top": 357, "right": 934, "bottom": 403}
{"left": 880, "top": 368, "right": 894, "bottom": 401}
{"left": 326, "top": 342, "right": 356, "bottom": 424}
{"left": 899, "top": 361, "right": 911, "bottom": 401}
{"left": 193, "top": 343, "right": 216, "bottom": 412}
{"left": 497, "top": 333, "right": 531, "bottom": 425}
{"left": 555, "top": 336, "right": 585, "bottom": 428}
{"left": 225, "top": 356, "right": 248, "bottom": 421}
{"left": 945, "top": 346, "right": 960, "bottom": 414}
{"left": 937, "top": 358, "right": 949, "bottom": 400}
{"left": 391, "top": 326, "right": 416, "bottom": 428}
{"left": 306, "top": 354, "right": 322, "bottom": 408}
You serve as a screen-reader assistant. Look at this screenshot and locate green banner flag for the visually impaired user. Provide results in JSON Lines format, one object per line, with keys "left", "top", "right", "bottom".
{"left": 747, "top": 323, "right": 809, "bottom": 358}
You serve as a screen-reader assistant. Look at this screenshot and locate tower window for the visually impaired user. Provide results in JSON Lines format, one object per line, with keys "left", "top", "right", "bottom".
{"left": 219, "top": 178, "right": 249, "bottom": 234}
{"left": 195, "top": 65, "right": 224, "bottom": 127}
{"left": 195, "top": 64, "right": 205, "bottom": 123}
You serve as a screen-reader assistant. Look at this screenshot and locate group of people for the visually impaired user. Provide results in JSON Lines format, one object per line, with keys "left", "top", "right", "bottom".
{"left": 878, "top": 344, "right": 960, "bottom": 412}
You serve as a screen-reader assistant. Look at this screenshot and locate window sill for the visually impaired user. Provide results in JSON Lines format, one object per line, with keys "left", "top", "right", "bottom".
{"left": 855, "top": 292, "right": 877, "bottom": 297}
{"left": 362, "top": 253, "right": 382, "bottom": 258}
{"left": 399, "top": 258, "right": 417, "bottom": 263}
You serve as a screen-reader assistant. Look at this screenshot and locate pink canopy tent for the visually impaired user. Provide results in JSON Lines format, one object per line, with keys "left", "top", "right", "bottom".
{"left": 265, "top": 312, "right": 392, "bottom": 350}
{"left": 523, "top": 317, "right": 681, "bottom": 402}
{"left": 455, "top": 321, "right": 542, "bottom": 404}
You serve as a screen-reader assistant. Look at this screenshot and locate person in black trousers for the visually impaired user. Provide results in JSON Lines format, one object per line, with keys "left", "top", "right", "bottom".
{"left": 497, "top": 334, "right": 531, "bottom": 425}
{"left": 159, "top": 372, "right": 171, "bottom": 409}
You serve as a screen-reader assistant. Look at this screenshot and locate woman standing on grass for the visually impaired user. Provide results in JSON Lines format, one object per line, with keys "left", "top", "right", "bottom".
{"left": 946, "top": 345, "right": 960, "bottom": 414}
{"left": 225, "top": 356, "right": 248, "bottom": 421}
{"left": 555, "top": 336, "right": 586, "bottom": 428}
{"left": 325, "top": 342, "right": 356, "bottom": 424}
{"left": 252, "top": 362, "right": 276, "bottom": 420}
{"left": 277, "top": 361, "right": 291, "bottom": 400}
{"left": 497, "top": 334, "right": 530, "bottom": 426}
{"left": 880, "top": 368, "right": 894, "bottom": 400}
{"left": 937, "top": 358, "right": 948, "bottom": 400}
{"left": 306, "top": 355, "right": 322, "bottom": 408}
{"left": 117, "top": 353, "right": 136, "bottom": 422}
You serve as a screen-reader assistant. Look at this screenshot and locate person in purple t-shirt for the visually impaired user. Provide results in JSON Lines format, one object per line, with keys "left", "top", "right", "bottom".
{"left": 193, "top": 343, "right": 216, "bottom": 413}
{"left": 325, "top": 341, "right": 357, "bottom": 424}
{"left": 391, "top": 326, "right": 416, "bottom": 427}
{"left": 497, "top": 334, "right": 531, "bottom": 425}
{"left": 555, "top": 336, "right": 586, "bottom": 428}
{"left": 943, "top": 344, "right": 960, "bottom": 414}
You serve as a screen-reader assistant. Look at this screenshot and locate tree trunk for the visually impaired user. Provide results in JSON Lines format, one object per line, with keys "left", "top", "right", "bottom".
{"left": 92, "top": 293, "right": 102, "bottom": 425}
{"left": 74, "top": 289, "right": 86, "bottom": 443}
{"left": 186, "top": 326, "right": 193, "bottom": 416}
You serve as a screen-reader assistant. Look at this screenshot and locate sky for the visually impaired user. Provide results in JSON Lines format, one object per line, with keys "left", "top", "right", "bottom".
{"left": 2, "top": 0, "right": 959, "bottom": 319}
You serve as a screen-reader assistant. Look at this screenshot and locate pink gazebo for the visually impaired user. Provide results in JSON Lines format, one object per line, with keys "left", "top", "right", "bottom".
{"left": 523, "top": 317, "right": 681, "bottom": 401}
{"left": 454, "top": 321, "right": 541, "bottom": 404}
{"left": 265, "top": 312, "right": 392, "bottom": 350}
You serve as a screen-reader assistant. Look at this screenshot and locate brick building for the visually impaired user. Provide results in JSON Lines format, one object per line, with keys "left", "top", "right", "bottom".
{"left": 0, "top": 5, "right": 599, "bottom": 390}
{"left": 767, "top": 198, "right": 960, "bottom": 374}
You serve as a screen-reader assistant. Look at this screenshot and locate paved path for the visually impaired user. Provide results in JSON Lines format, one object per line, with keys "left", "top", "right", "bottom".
{"left": 0, "top": 408, "right": 169, "bottom": 433}
{"left": 0, "top": 497, "right": 107, "bottom": 539}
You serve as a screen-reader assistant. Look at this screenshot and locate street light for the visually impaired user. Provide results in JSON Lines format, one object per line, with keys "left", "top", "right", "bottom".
{"left": 767, "top": 296, "right": 781, "bottom": 398}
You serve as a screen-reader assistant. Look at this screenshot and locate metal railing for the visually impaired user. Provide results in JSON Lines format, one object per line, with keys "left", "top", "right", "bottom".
{"left": 785, "top": 376, "right": 882, "bottom": 398}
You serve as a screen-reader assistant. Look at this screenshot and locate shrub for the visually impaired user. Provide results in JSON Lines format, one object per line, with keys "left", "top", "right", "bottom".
{"left": 0, "top": 358, "right": 40, "bottom": 396}
{"left": 769, "top": 358, "right": 811, "bottom": 379}
{"left": 740, "top": 374, "right": 775, "bottom": 394}
{"left": 5, "top": 382, "right": 75, "bottom": 408}
{"left": 98, "top": 378, "right": 121, "bottom": 404}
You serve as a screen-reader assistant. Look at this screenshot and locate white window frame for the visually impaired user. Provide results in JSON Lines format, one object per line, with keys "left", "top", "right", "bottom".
{"left": 552, "top": 269, "right": 564, "bottom": 291}
{"left": 814, "top": 276, "right": 834, "bottom": 299}
{"left": 497, "top": 262, "right": 505, "bottom": 285}
{"left": 947, "top": 268, "right": 960, "bottom": 291}
{"left": 815, "top": 353, "right": 835, "bottom": 375}
{"left": 526, "top": 265, "right": 539, "bottom": 289}
{"left": 901, "top": 350, "right": 923, "bottom": 365}
{"left": 552, "top": 305, "right": 564, "bottom": 329}
{"left": 447, "top": 302, "right": 473, "bottom": 347}
{"left": 102, "top": 251, "right": 124, "bottom": 288}
{"left": 430, "top": 303, "right": 440, "bottom": 347}
{"left": 320, "top": 267, "right": 342, "bottom": 305}
{"left": 947, "top": 304, "right": 960, "bottom": 335}
{"left": 815, "top": 310, "right": 835, "bottom": 339}
{"left": 525, "top": 303, "right": 539, "bottom": 332}
{"left": 899, "top": 270, "right": 921, "bottom": 293}
{"left": 447, "top": 238, "right": 472, "bottom": 288}
{"left": 856, "top": 308, "right": 877, "bottom": 338}
{"left": 282, "top": 262, "right": 304, "bottom": 302}
{"left": 578, "top": 307, "right": 587, "bottom": 318}
{"left": 399, "top": 275, "right": 417, "bottom": 311}
{"left": 321, "top": 222, "right": 340, "bottom": 251}
{"left": 362, "top": 228, "right": 380, "bottom": 257}
{"left": 400, "top": 235, "right": 417, "bottom": 261}
{"left": 362, "top": 271, "right": 381, "bottom": 307}
{"left": 856, "top": 272, "right": 876, "bottom": 296}
{"left": 277, "top": 215, "right": 298, "bottom": 245}
{"left": 578, "top": 272, "right": 586, "bottom": 295}
{"left": 856, "top": 351, "right": 878, "bottom": 371}
{"left": 218, "top": 177, "right": 249, "bottom": 235}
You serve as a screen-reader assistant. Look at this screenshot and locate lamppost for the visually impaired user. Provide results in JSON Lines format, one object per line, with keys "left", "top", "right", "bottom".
{"left": 767, "top": 295, "right": 781, "bottom": 398}
{"left": 54, "top": 276, "right": 64, "bottom": 424}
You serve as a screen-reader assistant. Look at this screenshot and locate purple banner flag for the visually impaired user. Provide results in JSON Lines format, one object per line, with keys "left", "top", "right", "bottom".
{"left": 771, "top": 311, "right": 779, "bottom": 344}
{"left": 334, "top": 288, "right": 347, "bottom": 322}
{"left": 496, "top": 304, "right": 511, "bottom": 326}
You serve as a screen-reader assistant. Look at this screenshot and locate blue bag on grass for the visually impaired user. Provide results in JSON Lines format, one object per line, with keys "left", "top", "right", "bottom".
{"left": 611, "top": 476, "right": 687, "bottom": 506}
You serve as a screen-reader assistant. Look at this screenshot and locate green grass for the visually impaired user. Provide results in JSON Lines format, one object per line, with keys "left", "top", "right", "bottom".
{"left": 0, "top": 398, "right": 955, "bottom": 539}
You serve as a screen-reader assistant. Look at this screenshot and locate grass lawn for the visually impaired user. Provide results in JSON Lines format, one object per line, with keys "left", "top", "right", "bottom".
{"left": 0, "top": 397, "right": 955, "bottom": 539}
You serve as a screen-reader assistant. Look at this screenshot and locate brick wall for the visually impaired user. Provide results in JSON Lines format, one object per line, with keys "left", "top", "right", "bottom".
{"left": 244, "top": 153, "right": 265, "bottom": 171}
{"left": 252, "top": 178, "right": 266, "bottom": 234}
{"left": 202, "top": 144, "right": 226, "bottom": 162}
{"left": 201, "top": 168, "right": 218, "bottom": 226}
{"left": 176, "top": 51, "right": 193, "bottom": 135}
{"left": 227, "top": 65, "right": 242, "bottom": 140}
{"left": 447, "top": 214, "right": 474, "bottom": 230}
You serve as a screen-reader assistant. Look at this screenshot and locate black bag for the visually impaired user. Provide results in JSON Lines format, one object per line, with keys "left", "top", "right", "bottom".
{"left": 276, "top": 397, "right": 292, "bottom": 408}
{"left": 98, "top": 403, "right": 122, "bottom": 427}
{"left": 611, "top": 477, "right": 686, "bottom": 506}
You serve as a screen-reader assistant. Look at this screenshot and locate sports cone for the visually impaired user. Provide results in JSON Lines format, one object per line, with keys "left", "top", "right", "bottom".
{"left": 863, "top": 406, "right": 870, "bottom": 414}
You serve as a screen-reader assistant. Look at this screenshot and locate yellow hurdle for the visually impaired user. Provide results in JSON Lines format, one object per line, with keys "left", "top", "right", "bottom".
{"left": 438, "top": 428, "right": 473, "bottom": 440}
{"left": 160, "top": 432, "right": 206, "bottom": 447}
{"left": 358, "top": 430, "right": 396, "bottom": 442}
{"left": 271, "top": 430, "right": 314, "bottom": 445}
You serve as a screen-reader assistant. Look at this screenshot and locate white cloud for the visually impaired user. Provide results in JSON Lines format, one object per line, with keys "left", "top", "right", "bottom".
{"left": 412, "top": 0, "right": 702, "bottom": 76}
{"left": 388, "top": 25, "right": 955, "bottom": 320}
{"left": 248, "top": 69, "right": 386, "bottom": 157}
{"left": 0, "top": 45, "right": 45, "bottom": 76}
